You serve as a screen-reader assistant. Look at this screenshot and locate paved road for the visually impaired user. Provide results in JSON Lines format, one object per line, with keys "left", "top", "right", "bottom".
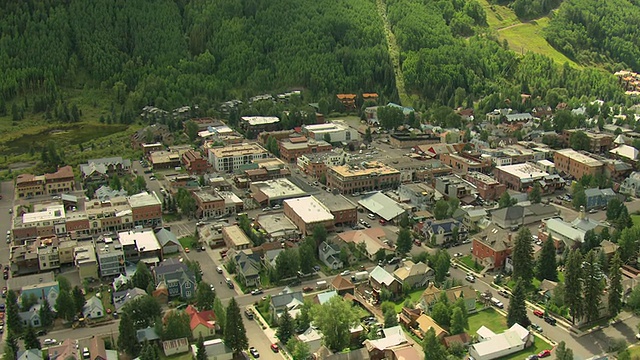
{"left": 0, "top": 181, "right": 15, "bottom": 346}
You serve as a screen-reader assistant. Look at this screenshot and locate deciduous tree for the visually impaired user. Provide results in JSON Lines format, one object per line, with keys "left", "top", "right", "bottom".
{"left": 161, "top": 310, "right": 191, "bottom": 340}
{"left": 528, "top": 182, "right": 542, "bottom": 204}
{"left": 311, "top": 296, "right": 359, "bottom": 351}
{"left": 195, "top": 281, "right": 215, "bottom": 311}
{"left": 422, "top": 328, "right": 447, "bottom": 360}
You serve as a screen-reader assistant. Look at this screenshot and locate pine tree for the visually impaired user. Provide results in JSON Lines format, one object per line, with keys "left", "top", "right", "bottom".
{"left": 39, "top": 300, "right": 54, "bottom": 327}
{"left": 512, "top": 227, "right": 534, "bottom": 287}
{"left": 55, "top": 290, "right": 75, "bottom": 321}
{"left": 118, "top": 311, "right": 140, "bottom": 356}
{"left": 564, "top": 250, "right": 584, "bottom": 324}
{"left": 223, "top": 298, "right": 248, "bottom": 354}
{"left": 213, "top": 297, "right": 226, "bottom": 332}
{"left": 23, "top": 325, "right": 41, "bottom": 350}
{"left": 536, "top": 235, "right": 558, "bottom": 281}
{"left": 583, "top": 250, "right": 604, "bottom": 324}
{"left": 196, "top": 334, "right": 207, "bottom": 360}
{"left": 528, "top": 182, "right": 541, "bottom": 204}
{"left": 450, "top": 307, "right": 466, "bottom": 334}
{"left": 5, "top": 290, "right": 22, "bottom": 334}
{"left": 276, "top": 308, "right": 294, "bottom": 344}
{"left": 608, "top": 252, "right": 623, "bottom": 317}
{"left": 507, "top": 280, "right": 529, "bottom": 328}
{"left": 3, "top": 331, "right": 18, "bottom": 360}
{"left": 132, "top": 261, "right": 154, "bottom": 291}
{"left": 72, "top": 286, "right": 86, "bottom": 315}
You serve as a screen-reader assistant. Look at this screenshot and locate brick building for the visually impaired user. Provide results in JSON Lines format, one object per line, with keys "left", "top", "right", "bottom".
{"left": 464, "top": 172, "right": 506, "bottom": 201}
{"left": 440, "top": 153, "right": 492, "bottom": 174}
{"left": 313, "top": 193, "right": 358, "bottom": 227}
{"left": 239, "top": 116, "right": 281, "bottom": 139}
{"left": 181, "top": 150, "right": 209, "bottom": 174}
{"left": 279, "top": 137, "right": 332, "bottom": 162}
{"left": 472, "top": 225, "right": 513, "bottom": 270}
{"left": 326, "top": 162, "right": 401, "bottom": 195}
{"left": 493, "top": 163, "right": 549, "bottom": 191}
{"left": 553, "top": 149, "right": 604, "bottom": 180}
{"left": 283, "top": 196, "right": 335, "bottom": 235}
{"left": 192, "top": 191, "right": 225, "bottom": 219}
{"left": 15, "top": 166, "right": 75, "bottom": 199}
{"left": 562, "top": 129, "right": 613, "bottom": 154}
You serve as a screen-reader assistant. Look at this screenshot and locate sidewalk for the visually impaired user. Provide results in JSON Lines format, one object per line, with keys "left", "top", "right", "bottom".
{"left": 250, "top": 305, "right": 290, "bottom": 360}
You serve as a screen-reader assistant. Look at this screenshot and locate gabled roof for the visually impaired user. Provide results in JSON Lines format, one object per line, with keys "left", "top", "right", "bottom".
{"left": 89, "top": 336, "right": 107, "bottom": 360}
{"left": 425, "top": 219, "right": 462, "bottom": 234}
{"left": 234, "top": 251, "right": 261, "bottom": 278}
{"left": 415, "top": 314, "right": 448, "bottom": 338}
{"left": 331, "top": 275, "right": 354, "bottom": 291}
{"left": 190, "top": 309, "right": 216, "bottom": 331}
{"left": 82, "top": 296, "right": 104, "bottom": 318}
{"left": 154, "top": 228, "right": 180, "bottom": 247}
{"left": 113, "top": 287, "right": 147, "bottom": 311}
{"left": 369, "top": 266, "right": 397, "bottom": 286}
{"left": 136, "top": 327, "right": 160, "bottom": 343}
{"left": 317, "top": 291, "right": 338, "bottom": 305}
{"left": 154, "top": 258, "right": 196, "bottom": 285}
{"left": 17, "top": 349, "right": 42, "bottom": 360}
{"left": 271, "top": 291, "right": 304, "bottom": 309}
{"left": 319, "top": 241, "right": 340, "bottom": 256}
{"left": 420, "top": 283, "right": 441, "bottom": 306}
{"left": 393, "top": 261, "right": 432, "bottom": 281}
{"left": 445, "top": 286, "right": 476, "bottom": 303}
{"left": 358, "top": 192, "right": 406, "bottom": 221}
{"left": 492, "top": 206, "right": 524, "bottom": 221}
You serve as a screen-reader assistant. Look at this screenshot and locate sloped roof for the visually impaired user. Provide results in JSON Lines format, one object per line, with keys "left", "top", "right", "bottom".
{"left": 358, "top": 192, "right": 406, "bottom": 221}
{"left": 610, "top": 144, "right": 639, "bottom": 160}
{"left": 271, "top": 291, "right": 304, "bottom": 309}
{"left": 416, "top": 314, "right": 448, "bottom": 338}
{"left": 420, "top": 283, "right": 441, "bottom": 306}
{"left": 82, "top": 296, "right": 104, "bottom": 318}
{"left": 370, "top": 266, "right": 397, "bottom": 286}
{"left": 393, "top": 261, "right": 431, "bottom": 281}
{"left": 155, "top": 228, "right": 180, "bottom": 247}
{"left": 136, "top": 327, "right": 160, "bottom": 343}
{"left": 331, "top": 275, "right": 354, "bottom": 291}
{"left": 190, "top": 309, "right": 216, "bottom": 331}
{"left": 445, "top": 286, "right": 476, "bottom": 303}
{"left": 317, "top": 291, "right": 338, "bottom": 305}
{"left": 492, "top": 206, "right": 524, "bottom": 221}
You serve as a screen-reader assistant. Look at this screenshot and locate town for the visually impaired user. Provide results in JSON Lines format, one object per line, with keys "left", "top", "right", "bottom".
{"left": 2, "top": 92, "right": 640, "bottom": 360}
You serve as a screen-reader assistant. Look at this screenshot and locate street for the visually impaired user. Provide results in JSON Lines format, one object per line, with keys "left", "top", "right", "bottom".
{"left": 0, "top": 181, "right": 15, "bottom": 347}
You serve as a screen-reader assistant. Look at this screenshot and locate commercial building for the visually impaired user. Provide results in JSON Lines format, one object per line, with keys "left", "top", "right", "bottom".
{"left": 240, "top": 158, "right": 290, "bottom": 184}
{"left": 358, "top": 192, "right": 407, "bottom": 222}
{"left": 302, "top": 121, "right": 359, "bottom": 143}
{"left": 464, "top": 172, "right": 506, "bottom": 201}
{"left": 181, "top": 149, "right": 210, "bottom": 174}
{"left": 434, "top": 175, "right": 478, "bottom": 203}
{"left": 141, "top": 143, "right": 164, "bottom": 157}
{"left": 15, "top": 165, "right": 75, "bottom": 198}
{"left": 79, "top": 157, "right": 131, "bottom": 186}
{"left": 389, "top": 133, "right": 439, "bottom": 149}
{"left": 278, "top": 137, "right": 332, "bottom": 162}
{"left": 74, "top": 244, "right": 98, "bottom": 280}
{"left": 118, "top": 228, "right": 162, "bottom": 263}
{"left": 96, "top": 238, "right": 126, "bottom": 278}
{"left": 620, "top": 172, "right": 640, "bottom": 197}
{"left": 250, "top": 178, "right": 307, "bottom": 206}
{"left": 472, "top": 225, "right": 513, "bottom": 270}
{"left": 554, "top": 149, "right": 604, "bottom": 179}
{"left": 313, "top": 192, "right": 358, "bottom": 227}
{"left": 283, "top": 196, "right": 335, "bottom": 235}
{"left": 221, "top": 225, "right": 251, "bottom": 250}
{"left": 149, "top": 150, "right": 182, "bottom": 169}
{"left": 562, "top": 129, "right": 613, "bottom": 153}
{"left": 493, "top": 163, "right": 549, "bottom": 191}
{"left": 193, "top": 191, "right": 225, "bottom": 219}
{"left": 207, "top": 143, "right": 270, "bottom": 173}
{"left": 297, "top": 150, "right": 346, "bottom": 178}
{"left": 440, "top": 153, "right": 492, "bottom": 173}
{"left": 239, "top": 116, "right": 281, "bottom": 138}
{"left": 128, "top": 191, "right": 163, "bottom": 229}
{"left": 326, "top": 161, "right": 401, "bottom": 195}
{"left": 398, "top": 183, "right": 438, "bottom": 210}
{"left": 256, "top": 214, "right": 299, "bottom": 241}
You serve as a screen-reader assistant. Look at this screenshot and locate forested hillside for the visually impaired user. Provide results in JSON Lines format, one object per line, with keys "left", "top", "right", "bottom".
{"left": 487, "top": 0, "right": 563, "bottom": 19}
{"left": 0, "top": 0, "right": 395, "bottom": 110}
{"left": 545, "top": 0, "right": 640, "bottom": 70}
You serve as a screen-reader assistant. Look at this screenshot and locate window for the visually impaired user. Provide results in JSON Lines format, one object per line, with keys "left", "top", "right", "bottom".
{"left": 185, "top": 291, "right": 191, "bottom": 297}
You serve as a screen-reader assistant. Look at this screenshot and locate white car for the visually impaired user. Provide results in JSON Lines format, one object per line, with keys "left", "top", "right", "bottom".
{"left": 43, "top": 339, "right": 57, "bottom": 346}
{"left": 340, "top": 270, "right": 351, "bottom": 276}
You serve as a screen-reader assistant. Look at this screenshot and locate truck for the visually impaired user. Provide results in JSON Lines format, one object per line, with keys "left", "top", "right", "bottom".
{"left": 316, "top": 280, "right": 328, "bottom": 290}
{"left": 351, "top": 271, "right": 369, "bottom": 282}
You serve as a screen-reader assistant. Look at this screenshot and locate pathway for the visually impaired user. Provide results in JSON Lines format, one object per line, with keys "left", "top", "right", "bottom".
{"left": 375, "top": 0, "right": 410, "bottom": 106}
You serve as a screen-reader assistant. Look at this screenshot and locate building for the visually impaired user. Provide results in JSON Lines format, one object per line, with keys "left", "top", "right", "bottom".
{"left": 193, "top": 191, "right": 225, "bottom": 219}
{"left": 279, "top": 137, "right": 332, "bottom": 163}
{"left": 389, "top": 133, "right": 440, "bottom": 149}
{"left": 464, "top": 172, "right": 506, "bottom": 201}
{"left": 297, "top": 149, "right": 347, "bottom": 178}
{"left": 74, "top": 244, "right": 98, "bottom": 280}
{"left": 493, "top": 163, "right": 549, "bottom": 191}
{"left": 153, "top": 258, "right": 197, "bottom": 298}
{"left": 15, "top": 165, "right": 75, "bottom": 198}
{"left": 472, "top": 225, "right": 513, "bottom": 270}
{"left": 83, "top": 296, "right": 105, "bottom": 319}
{"left": 327, "top": 162, "right": 401, "bottom": 195}
{"left": 113, "top": 287, "right": 147, "bottom": 311}
{"left": 79, "top": 157, "right": 131, "bottom": 187}
{"left": 207, "top": 143, "right": 270, "bottom": 173}
{"left": 48, "top": 339, "right": 79, "bottom": 360}
{"left": 270, "top": 291, "right": 304, "bottom": 319}
{"left": 393, "top": 261, "right": 433, "bottom": 289}
{"left": 94, "top": 185, "right": 128, "bottom": 201}
{"left": 284, "top": 196, "right": 334, "bottom": 235}
{"left": 216, "top": 191, "right": 244, "bottom": 216}
{"left": 141, "top": 142, "right": 164, "bottom": 157}
{"left": 313, "top": 192, "right": 358, "bottom": 227}
{"left": 440, "top": 153, "right": 492, "bottom": 173}
{"left": 190, "top": 339, "right": 233, "bottom": 360}
{"left": 118, "top": 228, "right": 162, "bottom": 264}
{"left": 132, "top": 124, "right": 173, "bottom": 148}
{"left": 562, "top": 129, "right": 613, "bottom": 153}
{"left": 469, "top": 324, "right": 532, "bottom": 360}
{"left": 554, "top": 149, "right": 604, "bottom": 180}
{"left": 422, "top": 219, "right": 467, "bottom": 245}
{"left": 620, "top": 171, "right": 640, "bottom": 197}
{"left": 181, "top": 149, "right": 209, "bottom": 174}
{"left": 251, "top": 178, "right": 307, "bottom": 206}
{"left": 162, "top": 337, "right": 189, "bottom": 357}
{"left": 302, "top": 121, "right": 359, "bottom": 143}
{"left": 434, "top": 175, "right": 478, "bottom": 203}
{"left": 369, "top": 266, "right": 402, "bottom": 299}
{"left": 96, "top": 238, "right": 126, "bottom": 278}
{"left": 398, "top": 183, "right": 438, "bottom": 210}
{"left": 331, "top": 275, "right": 355, "bottom": 296}
{"left": 222, "top": 225, "right": 251, "bottom": 250}
{"left": 319, "top": 241, "right": 344, "bottom": 270}
{"left": 149, "top": 150, "right": 182, "bottom": 169}
{"left": 540, "top": 209, "right": 605, "bottom": 249}
{"left": 17, "top": 349, "right": 42, "bottom": 360}
{"left": 155, "top": 228, "right": 181, "bottom": 255}
{"left": 337, "top": 228, "right": 394, "bottom": 260}
{"left": 232, "top": 250, "right": 261, "bottom": 287}
{"left": 239, "top": 116, "right": 281, "bottom": 138}
{"left": 491, "top": 204, "right": 558, "bottom": 229}
{"left": 240, "top": 158, "right": 290, "bottom": 183}
{"left": 256, "top": 213, "right": 299, "bottom": 241}
{"left": 336, "top": 94, "right": 357, "bottom": 110}
{"left": 414, "top": 314, "right": 448, "bottom": 340}
{"left": 584, "top": 188, "right": 617, "bottom": 210}
{"left": 186, "top": 305, "right": 217, "bottom": 339}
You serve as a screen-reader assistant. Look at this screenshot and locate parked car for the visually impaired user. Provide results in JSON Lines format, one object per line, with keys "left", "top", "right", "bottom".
{"left": 244, "top": 309, "right": 254, "bottom": 320}
{"left": 465, "top": 275, "right": 475, "bottom": 283}
{"left": 531, "top": 324, "right": 543, "bottom": 332}
{"left": 249, "top": 347, "right": 259, "bottom": 358}
{"left": 270, "top": 344, "right": 279, "bottom": 353}
{"left": 543, "top": 316, "right": 556, "bottom": 325}
{"left": 340, "top": 270, "right": 351, "bottom": 276}
{"left": 303, "top": 286, "right": 313, "bottom": 293}
{"left": 538, "top": 349, "right": 551, "bottom": 358}
{"left": 414, "top": 239, "right": 421, "bottom": 246}
{"left": 251, "top": 289, "right": 263, "bottom": 296}
{"left": 498, "top": 290, "right": 510, "bottom": 298}
{"left": 225, "top": 278, "right": 234, "bottom": 289}
{"left": 216, "top": 266, "right": 223, "bottom": 274}
{"left": 533, "top": 309, "right": 544, "bottom": 318}
{"left": 526, "top": 355, "right": 539, "bottom": 360}
{"left": 43, "top": 339, "right": 57, "bottom": 346}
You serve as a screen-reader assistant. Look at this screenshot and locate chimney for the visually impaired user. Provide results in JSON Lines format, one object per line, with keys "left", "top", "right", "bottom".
{"left": 508, "top": 233, "right": 512, "bottom": 242}
{"left": 578, "top": 205, "right": 586, "bottom": 220}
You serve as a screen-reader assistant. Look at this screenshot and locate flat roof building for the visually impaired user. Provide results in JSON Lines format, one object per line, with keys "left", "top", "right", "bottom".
{"left": 284, "top": 196, "right": 335, "bottom": 235}
{"left": 240, "top": 116, "right": 281, "bottom": 138}
{"left": 302, "top": 121, "right": 359, "bottom": 143}
{"left": 554, "top": 149, "right": 604, "bottom": 180}
{"left": 250, "top": 178, "right": 307, "bottom": 206}
{"left": 313, "top": 192, "right": 358, "bottom": 226}
{"left": 207, "top": 143, "right": 270, "bottom": 173}
{"left": 493, "top": 163, "right": 549, "bottom": 191}
{"left": 222, "top": 225, "right": 251, "bottom": 250}
{"left": 279, "top": 137, "right": 332, "bottom": 162}
{"left": 256, "top": 213, "right": 300, "bottom": 241}
{"left": 327, "top": 161, "right": 401, "bottom": 195}
{"left": 96, "top": 238, "right": 126, "bottom": 278}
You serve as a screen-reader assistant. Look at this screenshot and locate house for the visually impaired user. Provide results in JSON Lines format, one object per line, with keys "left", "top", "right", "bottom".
{"left": 155, "top": 228, "right": 181, "bottom": 255}
{"left": 136, "top": 327, "right": 160, "bottom": 344}
{"left": 443, "top": 333, "right": 472, "bottom": 349}
{"left": 422, "top": 219, "right": 467, "bottom": 245}
{"left": 262, "top": 248, "right": 284, "bottom": 270}
{"left": 363, "top": 325, "right": 410, "bottom": 360}
{"left": 88, "top": 336, "right": 108, "bottom": 360}
{"left": 385, "top": 345, "right": 423, "bottom": 360}
{"left": 472, "top": 225, "right": 514, "bottom": 270}
{"left": 298, "top": 326, "right": 324, "bottom": 354}
{"left": 620, "top": 172, "right": 640, "bottom": 197}
{"left": 162, "top": 338, "right": 190, "bottom": 357}
{"left": 153, "top": 258, "right": 197, "bottom": 299}
{"left": 83, "top": 296, "right": 105, "bottom": 319}
{"left": 445, "top": 286, "right": 477, "bottom": 313}
{"left": 186, "top": 305, "right": 217, "bottom": 339}
{"left": 469, "top": 324, "right": 533, "bottom": 360}
{"left": 393, "top": 261, "right": 433, "bottom": 289}
{"left": 19, "top": 304, "right": 41, "bottom": 327}
{"left": 112, "top": 287, "right": 147, "bottom": 311}
{"left": 232, "top": 250, "right": 261, "bottom": 287}
{"left": 462, "top": 208, "right": 488, "bottom": 232}
{"left": 270, "top": 291, "right": 304, "bottom": 319}
{"left": 584, "top": 188, "right": 617, "bottom": 210}
{"left": 48, "top": 339, "right": 78, "bottom": 360}
{"left": 337, "top": 228, "right": 394, "bottom": 261}
{"left": 17, "top": 349, "right": 42, "bottom": 360}
{"left": 414, "top": 314, "right": 448, "bottom": 340}
{"left": 491, "top": 203, "right": 558, "bottom": 229}
{"left": 369, "top": 266, "right": 402, "bottom": 299}
{"left": 538, "top": 279, "right": 558, "bottom": 301}
{"left": 418, "top": 283, "right": 441, "bottom": 311}
{"left": 11, "top": 273, "right": 60, "bottom": 309}
{"left": 316, "top": 291, "right": 339, "bottom": 305}
{"left": 190, "top": 339, "right": 233, "bottom": 360}
{"left": 319, "top": 241, "right": 344, "bottom": 270}
{"left": 316, "top": 347, "right": 371, "bottom": 360}
{"left": 331, "top": 275, "right": 355, "bottom": 296}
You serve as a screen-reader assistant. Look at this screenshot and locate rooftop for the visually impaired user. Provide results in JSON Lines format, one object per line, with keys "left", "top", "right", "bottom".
{"left": 222, "top": 225, "right": 251, "bottom": 247}
{"left": 209, "top": 143, "right": 269, "bottom": 158}
{"left": 7, "top": 272, "right": 55, "bottom": 291}
{"left": 466, "top": 171, "right": 500, "bottom": 184}
{"left": 312, "top": 192, "right": 357, "bottom": 213}
{"left": 241, "top": 116, "right": 280, "bottom": 126}
{"left": 330, "top": 161, "right": 400, "bottom": 178}
{"left": 496, "top": 163, "right": 548, "bottom": 180}
{"left": 22, "top": 205, "right": 66, "bottom": 224}
{"left": 252, "top": 178, "right": 307, "bottom": 200}
{"left": 283, "top": 196, "right": 334, "bottom": 224}
{"left": 96, "top": 239, "right": 124, "bottom": 256}
{"left": 193, "top": 191, "right": 223, "bottom": 203}
{"left": 280, "top": 139, "right": 331, "bottom": 150}
{"left": 118, "top": 229, "right": 161, "bottom": 252}
{"left": 128, "top": 191, "right": 162, "bottom": 208}
{"left": 256, "top": 214, "right": 298, "bottom": 236}
{"left": 358, "top": 192, "right": 406, "bottom": 221}
{"left": 555, "top": 149, "right": 603, "bottom": 167}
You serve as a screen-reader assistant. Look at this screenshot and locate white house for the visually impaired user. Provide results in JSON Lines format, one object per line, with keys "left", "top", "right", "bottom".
{"left": 469, "top": 324, "right": 533, "bottom": 360}
{"left": 82, "top": 296, "right": 105, "bottom": 319}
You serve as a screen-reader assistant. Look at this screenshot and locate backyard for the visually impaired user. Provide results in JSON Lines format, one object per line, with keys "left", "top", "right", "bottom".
{"left": 394, "top": 288, "right": 425, "bottom": 313}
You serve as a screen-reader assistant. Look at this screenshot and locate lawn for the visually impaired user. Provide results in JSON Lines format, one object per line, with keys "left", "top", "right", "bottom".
{"left": 497, "top": 18, "right": 580, "bottom": 68}
{"left": 178, "top": 236, "right": 197, "bottom": 250}
{"left": 628, "top": 344, "right": 640, "bottom": 358}
{"left": 394, "top": 288, "right": 425, "bottom": 313}
{"left": 632, "top": 214, "right": 640, "bottom": 227}
{"left": 468, "top": 308, "right": 508, "bottom": 334}
{"left": 477, "top": 0, "right": 520, "bottom": 29}
{"left": 459, "top": 255, "right": 483, "bottom": 272}
{"left": 501, "top": 336, "right": 552, "bottom": 360}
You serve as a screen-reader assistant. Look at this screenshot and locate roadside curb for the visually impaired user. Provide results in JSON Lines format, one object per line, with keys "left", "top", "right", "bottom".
{"left": 249, "top": 305, "right": 291, "bottom": 360}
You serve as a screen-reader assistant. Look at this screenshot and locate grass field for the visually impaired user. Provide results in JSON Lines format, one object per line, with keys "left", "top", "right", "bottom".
{"left": 468, "top": 308, "right": 508, "bottom": 334}
{"left": 394, "top": 288, "right": 425, "bottom": 313}
{"left": 632, "top": 214, "right": 640, "bottom": 227}
{"left": 478, "top": 0, "right": 520, "bottom": 29}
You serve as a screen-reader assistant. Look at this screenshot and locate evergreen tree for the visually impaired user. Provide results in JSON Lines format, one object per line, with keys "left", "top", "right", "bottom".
{"left": 507, "top": 280, "right": 529, "bottom": 328}
{"left": 23, "top": 325, "right": 41, "bottom": 350}
{"left": 213, "top": 298, "right": 226, "bottom": 332}
{"left": 536, "top": 235, "right": 558, "bottom": 281}
{"left": 72, "top": 286, "right": 86, "bottom": 315}
{"left": 581, "top": 230, "right": 600, "bottom": 254}
{"left": 276, "top": 308, "right": 294, "bottom": 344}
{"left": 453, "top": 298, "right": 469, "bottom": 330}
{"left": 5, "top": 290, "right": 22, "bottom": 334}
{"left": 118, "top": 311, "right": 140, "bottom": 356}
{"left": 383, "top": 309, "right": 398, "bottom": 328}
{"left": 3, "top": 331, "right": 18, "bottom": 360}
{"left": 223, "top": 298, "right": 248, "bottom": 354}
{"left": 39, "top": 300, "right": 54, "bottom": 327}
{"left": 555, "top": 341, "right": 574, "bottom": 360}
{"left": 132, "top": 262, "right": 154, "bottom": 292}
{"left": 512, "top": 227, "right": 534, "bottom": 287}
{"left": 615, "top": 205, "right": 633, "bottom": 230}
{"left": 196, "top": 334, "right": 207, "bottom": 360}
{"left": 450, "top": 307, "right": 466, "bottom": 334}
{"left": 564, "top": 250, "right": 584, "bottom": 324}
{"left": 498, "top": 192, "right": 515, "bottom": 208}
{"left": 608, "top": 253, "right": 623, "bottom": 318}
{"left": 195, "top": 281, "right": 215, "bottom": 311}
{"left": 431, "top": 302, "right": 451, "bottom": 328}
{"left": 56, "top": 290, "right": 75, "bottom": 321}
{"left": 364, "top": 127, "right": 373, "bottom": 143}
{"left": 422, "top": 328, "right": 447, "bottom": 360}
{"left": 396, "top": 228, "right": 412, "bottom": 254}
{"left": 528, "top": 182, "right": 542, "bottom": 204}
{"left": 582, "top": 250, "right": 604, "bottom": 324}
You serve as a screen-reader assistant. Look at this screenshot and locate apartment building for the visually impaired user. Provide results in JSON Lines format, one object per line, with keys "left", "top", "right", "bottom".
{"left": 279, "top": 137, "right": 332, "bottom": 162}
{"left": 207, "top": 143, "right": 270, "bottom": 173}
{"left": 79, "top": 157, "right": 131, "bottom": 187}
{"left": 326, "top": 162, "right": 401, "bottom": 195}
{"left": 15, "top": 166, "right": 75, "bottom": 198}
{"left": 440, "top": 153, "right": 492, "bottom": 173}
{"left": 302, "top": 121, "right": 359, "bottom": 143}
{"left": 553, "top": 149, "right": 604, "bottom": 180}
{"left": 181, "top": 149, "right": 210, "bottom": 174}
{"left": 297, "top": 150, "right": 347, "bottom": 178}
{"left": 96, "top": 238, "right": 126, "bottom": 278}
{"left": 464, "top": 172, "right": 506, "bottom": 201}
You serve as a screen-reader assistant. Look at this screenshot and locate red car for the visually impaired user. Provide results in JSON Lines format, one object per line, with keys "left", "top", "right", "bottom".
{"left": 303, "top": 286, "right": 313, "bottom": 293}
{"left": 533, "top": 309, "right": 544, "bottom": 318}
{"left": 538, "top": 349, "right": 551, "bottom": 358}
{"left": 270, "top": 344, "right": 279, "bottom": 353}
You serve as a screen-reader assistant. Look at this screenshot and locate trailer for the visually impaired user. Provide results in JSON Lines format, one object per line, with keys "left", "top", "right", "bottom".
{"left": 351, "top": 271, "right": 369, "bottom": 282}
